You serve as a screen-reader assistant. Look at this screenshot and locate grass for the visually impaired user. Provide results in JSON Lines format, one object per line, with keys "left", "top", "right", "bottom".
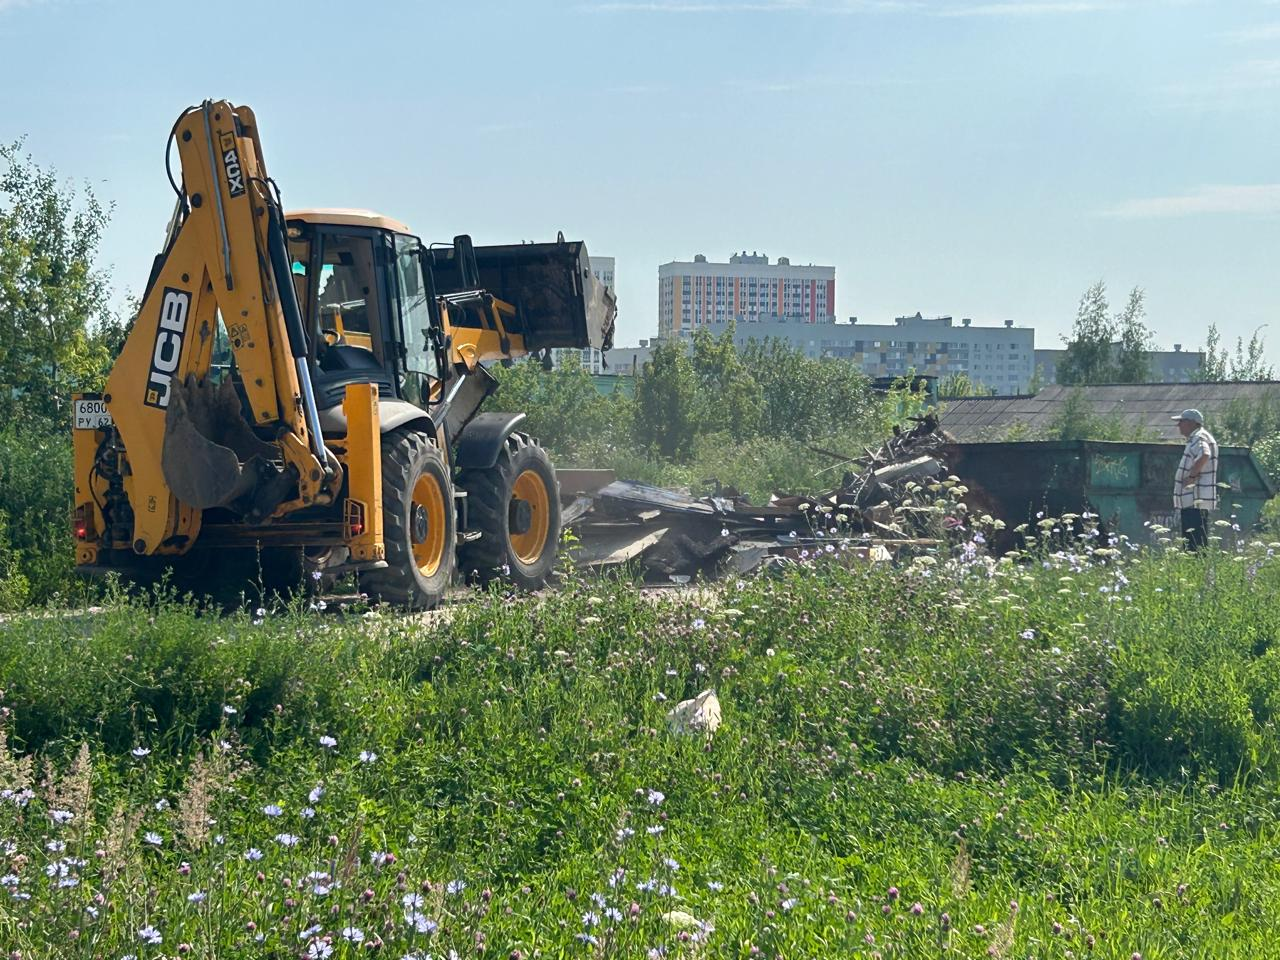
{"left": 3, "top": 529, "right": 1280, "bottom": 958}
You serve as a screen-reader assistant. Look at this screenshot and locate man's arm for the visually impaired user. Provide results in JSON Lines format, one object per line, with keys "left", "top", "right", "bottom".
{"left": 1183, "top": 452, "right": 1210, "bottom": 486}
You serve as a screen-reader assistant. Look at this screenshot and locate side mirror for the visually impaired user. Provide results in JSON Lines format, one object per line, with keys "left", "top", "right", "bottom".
{"left": 453, "top": 234, "right": 480, "bottom": 289}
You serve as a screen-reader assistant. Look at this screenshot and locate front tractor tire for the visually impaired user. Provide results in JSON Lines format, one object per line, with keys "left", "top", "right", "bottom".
{"left": 361, "top": 428, "right": 456, "bottom": 609}
{"left": 458, "top": 436, "right": 561, "bottom": 590}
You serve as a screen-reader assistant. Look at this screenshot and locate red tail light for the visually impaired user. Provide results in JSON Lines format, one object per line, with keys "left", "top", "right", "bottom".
{"left": 74, "top": 506, "right": 89, "bottom": 541}
{"left": 344, "top": 499, "right": 366, "bottom": 539}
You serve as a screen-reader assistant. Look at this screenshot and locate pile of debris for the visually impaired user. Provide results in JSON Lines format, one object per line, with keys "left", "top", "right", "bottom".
{"left": 558, "top": 415, "right": 950, "bottom": 582}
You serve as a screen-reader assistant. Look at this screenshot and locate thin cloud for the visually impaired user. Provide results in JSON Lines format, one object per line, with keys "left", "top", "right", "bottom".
{"left": 584, "top": 0, "right": 919, "bottom": 12}
{"left": 937, "top": 1, "right": 1113, "bottom": 16}
{"left": 1159, "top": 58, "right": 1280, "bottom": 108}
{"left": 1101, "top": 184, "right": 1280, "bottom": 219}
{"left": 586, "top": 0, "right": 810, "bottom": 11}
{"left": 1221, "top": 22, "right": 1280, "bottom": 42}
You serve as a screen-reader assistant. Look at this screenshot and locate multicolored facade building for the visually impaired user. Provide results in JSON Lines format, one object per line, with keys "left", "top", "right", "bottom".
{"left": 658, "top": 252, "right": 835, "bottom": 338}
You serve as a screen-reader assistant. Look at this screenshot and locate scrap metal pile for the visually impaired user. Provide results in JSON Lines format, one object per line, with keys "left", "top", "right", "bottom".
{"left": 557, "top": 414, "right": 950, "bottom": 582}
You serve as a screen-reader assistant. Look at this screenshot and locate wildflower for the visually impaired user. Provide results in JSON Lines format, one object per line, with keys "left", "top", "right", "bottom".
{"left": 781, "top": 898, "right": 798, "bottom": 911}
{"left": 616, "top": 827, "right": 635, "bottom": 842}
{"left": 313, "top": 883, "right": 332, "bottom": 896}
{"left": 46, "top": 839, "right": 66, "bottom": 853}
{"left": 691, "top": 618, "right": 706, "bottom": 630}
{"left": 576, "top": 933, "right": 600, "bottom": 945}
{"left": 341, "top": 926, "right": 365, "bottom": 943}
{"left": 662, "top": 857, "right": 680, "bottom": 872}
{"left": 605, "top": 906, "right": 623, "bottom": 922}
{"left": 706, "top": 881, "right": 723, "bottom": 891}
{"left": 359, "top": 750, "right": 378, "bottom": 764}
{"left": 647, "top": 789, "right": 665, "bottom": 806}
{"left": 222, "top": 705, "right": 237, "bottom": 716}
{"left": 1020, "top": 629, "right": 1035, "bottom": 640}
{"left": 50, "top": 809, "right": 74, "bottom": 824}
{"left": 244, "top": 848, "right": 264, "bottom": 861}
{"left": 299, "top": 924, "right": 323, "bottom": 940}
{"left": 447, "top": 879, "right": 466, "bottom": 895}
{"left": 274, "top": 833, "right": 301, "bottom": 847}
{"left": 583, "top": 911, "right": 601, "bottom": 927}
{"left": 187, "top": 891, "right": 206, "bottom": 904}
{"left": 646, "top": 825, "right": 665, "bottom": 835}
{"left": 306, "top": 941, "right": 333, "bottom": 959}
{"left": 406, "top": 911, "right": 437, "bottom": 934}
{"left": 58, "top": 876, "right": 80, "bottom": 888}
{"left": 301, "top": 807, "right": 316, "bottom": 819}
{"left": 910, "top": 902, "right": 924, "bottom": 915}
{"left": 131, "top": 746, "right": 151, "bottom": 758}
{"left": 138, "top": 925, "right": 163, "bottom": 945}
{"left": 155, "top": 798, "right": 169, "bottom": 811}
{"left": 143, "top": 832, "right": 164, "bottom": 846}
{"left": 309, "top": 785, "right": 325, "bottom": 803}
{"left": 318, "top": 735, "right": 337, "bottom": 749}
{"left": 262, "top": 804, "right": 283, "bottom": 818}
{"left": 403, "top": 893, "right": 425, "bottom": 910}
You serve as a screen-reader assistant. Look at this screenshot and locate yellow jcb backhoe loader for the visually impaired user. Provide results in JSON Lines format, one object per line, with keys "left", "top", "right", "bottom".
{"left": 71, "top": 100, "right": 615, "bottom": 608}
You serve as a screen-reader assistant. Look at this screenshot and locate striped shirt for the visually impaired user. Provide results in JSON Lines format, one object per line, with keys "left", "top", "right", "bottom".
{"left": 1173, "top": 427, "right": 1218, "bottom": 511}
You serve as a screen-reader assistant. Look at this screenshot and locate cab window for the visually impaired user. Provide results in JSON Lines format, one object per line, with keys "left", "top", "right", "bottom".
{"left": 314, "top": 232, "right": 382, "bottom": 361}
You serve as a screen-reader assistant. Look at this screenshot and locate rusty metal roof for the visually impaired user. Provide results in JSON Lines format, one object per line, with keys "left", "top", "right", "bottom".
{"left": 939, "top": 382, "right": 1280, "bottom": 441}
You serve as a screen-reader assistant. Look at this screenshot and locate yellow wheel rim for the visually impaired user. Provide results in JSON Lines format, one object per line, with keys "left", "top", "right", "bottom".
{"left": 509, "top": 469, "right": 551, "bottom": 565}
{"left": 410, "top": 473, "right": 448, "bottom": 577}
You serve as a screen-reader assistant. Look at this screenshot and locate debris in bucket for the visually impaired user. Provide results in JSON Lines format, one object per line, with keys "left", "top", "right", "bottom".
{"left": 558, "top": 414, "right": 950, "bottom": 581}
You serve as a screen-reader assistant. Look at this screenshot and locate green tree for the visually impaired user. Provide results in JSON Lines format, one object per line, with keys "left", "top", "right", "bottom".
{"left": 1197, "top": 323, "right": 1274, "bottom": 382}
{"left": 486, "top": 357, "right": 633, "bottom": 464}
{"left": 689, "top": 324, "right": 762, "bottom": 440}
{"left": 738, "top": 337, "right": 876, "bottom": 441}
{"left": 1057, "top": 281, "right": 1152, "bottom": 386}
{"left": 634, "top": 339, "right": 699, "bottom": 459}
{"left": 0, "top": 139, "right": 118, "bottom": 429}
{"left": 1113, "top": 287, "right": 1152, "bottom": 384}
{"left": 938, "top": 372, "right": 993, "bottom": 398}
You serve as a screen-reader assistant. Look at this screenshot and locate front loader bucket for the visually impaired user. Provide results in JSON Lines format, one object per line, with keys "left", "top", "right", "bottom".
{"left": 162, "top": 376, "right": 277, "bottom": 509}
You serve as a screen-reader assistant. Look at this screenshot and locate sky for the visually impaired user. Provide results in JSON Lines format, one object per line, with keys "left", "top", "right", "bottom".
{"left": 1, "top": 0, "right": 1278, "bottom": 361}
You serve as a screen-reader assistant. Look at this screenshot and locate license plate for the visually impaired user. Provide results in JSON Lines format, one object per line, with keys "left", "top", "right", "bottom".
{"left": 73, "top": 399, "right": 113, "bottom": 430}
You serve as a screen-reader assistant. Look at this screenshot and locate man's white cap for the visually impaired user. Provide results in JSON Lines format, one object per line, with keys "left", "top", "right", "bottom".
{"left": 1172, "top": 408, "right": 1204, "bottom": 424}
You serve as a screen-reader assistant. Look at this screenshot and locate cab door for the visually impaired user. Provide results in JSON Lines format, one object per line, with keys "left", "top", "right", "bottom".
{"left": 390, "top": 233, "right": 441, "bottom": 409}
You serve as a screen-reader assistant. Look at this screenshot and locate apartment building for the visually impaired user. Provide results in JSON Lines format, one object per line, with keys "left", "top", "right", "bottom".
{"left": 658, "top": 251, "right": 835, "bottom": 339}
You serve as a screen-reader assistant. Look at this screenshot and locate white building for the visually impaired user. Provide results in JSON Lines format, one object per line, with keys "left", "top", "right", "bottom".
{"left": 551, "top": 256, "right": 615, "bottom": 373}
{"left": 658, "top": 251, "right": 835, "bottom": 339}
{"left": 702, "top": 312, "right": 1037, "bottom": 394}
{"left": 1034, "top": 344, "right": 1203, "bottom": 384}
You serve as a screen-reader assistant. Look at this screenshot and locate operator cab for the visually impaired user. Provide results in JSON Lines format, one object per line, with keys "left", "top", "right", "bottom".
{"left": 285, "top": 209, "right": 441, "bottom": 415}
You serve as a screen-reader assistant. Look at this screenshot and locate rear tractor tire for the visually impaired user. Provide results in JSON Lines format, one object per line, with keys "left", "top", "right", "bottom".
{"left": 360, "top": 428, "right": 456, "bottom": 609}
{"left": 458, "top": 436, "right": 561, "bottom": 590}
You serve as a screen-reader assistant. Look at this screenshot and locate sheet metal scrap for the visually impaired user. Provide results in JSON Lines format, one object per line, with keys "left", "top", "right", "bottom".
{"left": 558, "top": 414, "right": 948, "bottom": 581}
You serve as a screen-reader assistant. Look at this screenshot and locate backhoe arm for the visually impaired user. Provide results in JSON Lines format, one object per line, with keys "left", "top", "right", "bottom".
{"left": 105, "top": 100, "right": 334, "bottom": 556}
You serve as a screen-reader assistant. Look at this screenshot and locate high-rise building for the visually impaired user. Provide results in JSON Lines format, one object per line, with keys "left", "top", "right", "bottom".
{"left": 658, "top": 251, "right": 835, "bottom": 339}
{"left": 551, "top": 256, "right": 615, "bottom": 374}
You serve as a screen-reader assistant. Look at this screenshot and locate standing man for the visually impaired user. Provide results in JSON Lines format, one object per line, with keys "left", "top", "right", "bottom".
{"left": 1172, "top": 408, "right": 1218, "bottom": 551}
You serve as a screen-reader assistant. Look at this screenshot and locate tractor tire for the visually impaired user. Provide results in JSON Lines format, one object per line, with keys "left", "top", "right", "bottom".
{"left": 458, "top": 435, "right": 561, "bottom": 590}
{"left": 360, "top": 428, "right": 456, "bottom": 609}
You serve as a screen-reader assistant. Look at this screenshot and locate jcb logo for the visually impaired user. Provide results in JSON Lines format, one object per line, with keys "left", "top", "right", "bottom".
{"left": 219, "top": 131, "right": 245, "bottom": 197}
{"left": 142, "top": 288, "right": 190, "bottom": 409}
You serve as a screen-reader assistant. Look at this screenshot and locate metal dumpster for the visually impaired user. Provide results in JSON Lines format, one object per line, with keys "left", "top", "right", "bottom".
{"left": 941, "top": 440, "right": 1276, "bottom": 544}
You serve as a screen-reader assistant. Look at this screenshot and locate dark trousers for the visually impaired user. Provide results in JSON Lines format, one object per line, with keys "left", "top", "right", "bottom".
{"left": 1181, "top": 507, "right": 1209, "bottom": 551}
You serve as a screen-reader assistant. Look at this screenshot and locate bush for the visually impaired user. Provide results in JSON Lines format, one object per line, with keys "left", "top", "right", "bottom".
{"left": 0, "top": 423, "right": 80, "bottom": 605}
